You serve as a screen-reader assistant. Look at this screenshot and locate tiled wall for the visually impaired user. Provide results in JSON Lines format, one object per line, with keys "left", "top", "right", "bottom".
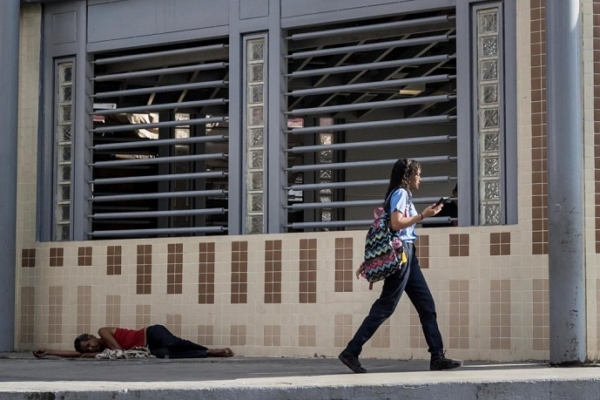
{"left": 585, "top": 0, "right": 600, "bottom": 359}
{"left": 12, "top": 1, "right": 600, "bottom": 362}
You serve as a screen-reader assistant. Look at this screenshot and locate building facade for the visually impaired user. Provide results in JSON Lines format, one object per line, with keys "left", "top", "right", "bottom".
{"left": 5, "top": 0, "right": 599, "bottom": 361}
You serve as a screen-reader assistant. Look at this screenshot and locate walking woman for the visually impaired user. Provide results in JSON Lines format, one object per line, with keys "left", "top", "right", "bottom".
{"left": 338, "top": 158, "right": 462, "bottom": 373}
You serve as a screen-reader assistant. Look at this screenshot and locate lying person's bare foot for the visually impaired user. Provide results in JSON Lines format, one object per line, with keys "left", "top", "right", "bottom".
{"left": 207, "top": 348, "right": 234, "bottom": 357}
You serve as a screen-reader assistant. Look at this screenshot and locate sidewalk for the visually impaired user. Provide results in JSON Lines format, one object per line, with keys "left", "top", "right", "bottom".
{"left": 1, "top": 352, "right": 599, "bottom": 399}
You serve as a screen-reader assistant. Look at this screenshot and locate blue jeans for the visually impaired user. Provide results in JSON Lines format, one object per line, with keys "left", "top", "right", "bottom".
{"left": 345, "top": 242, "right": 444, "bottom": 358}
{"left": 146, "top": 324, "right": 207, "bottom": 359}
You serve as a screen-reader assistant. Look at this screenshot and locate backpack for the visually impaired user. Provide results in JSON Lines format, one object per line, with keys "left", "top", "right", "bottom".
{"left": 358, "top": 195, "right": 408, "bottom": 290}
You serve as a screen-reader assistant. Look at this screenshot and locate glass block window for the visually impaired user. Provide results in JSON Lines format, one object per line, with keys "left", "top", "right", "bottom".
{"left": 476, "top": 6, "right": 502, "bottom": 225}
{"left": 318, "top": 118, "right": 333, "bottom": 228}
{"left": 244, "top": 36, "right": 267, "bottom": 234}
{"left": 54, "top": 62, "right": 74, "bottom": 241}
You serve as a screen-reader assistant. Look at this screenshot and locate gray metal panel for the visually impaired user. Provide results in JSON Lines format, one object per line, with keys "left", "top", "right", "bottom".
{"left": 282, "top": 0, "right": 406, "bottom": 18}
{"left": 44, "top": 1, "right": 80, "bottom": 56}
{"left": 266, "top": 0, "right": 286, "bottom": 233}
{"left": 39, "top": 6, "right": 57, "bottom": 241}
{"left": 281, "top": 0, "right": 455, "bottom": 29}
{"left": 40, "top": 1, "right": 86, "bottom": 241}
{"left": 86, "top": 25, "right": 230, "bottom": 53}
{"left": 240, "top": 0, "right": 269, "bottom": 19}
{"left": 455, "top": 0, "right": 473, "bottom": 226}
{"left": 226, "top": 0, "right": 243, "bottom": 235}
{"left": 51, "top": 10, "right": 77, "bottom": 44}
{"left": 87, "top": 0, "right": 229, "bottom": 43}
{"left": 72, "top": 0, "right": 91, "bottom": 241}
{"left": 503, "top": 0, "right": 517, "bottom": 225}
{"left": 0, "top": 0, "right": 19, "bottom": 351}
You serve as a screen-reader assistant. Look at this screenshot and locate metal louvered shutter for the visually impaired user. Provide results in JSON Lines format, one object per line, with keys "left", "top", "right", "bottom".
{"left": 285, "top": 10, "right": 458, "bottom": 231}
{"left": 89, "top": 40, "right": 229, "bottom": 239}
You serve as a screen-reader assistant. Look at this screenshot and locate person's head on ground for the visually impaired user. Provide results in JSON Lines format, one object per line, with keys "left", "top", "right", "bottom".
{"left": 74, "top": 333, "right": 104, "bottom": 353}
{"left": 385, "top": 158, "right": 422, "bottom": 200}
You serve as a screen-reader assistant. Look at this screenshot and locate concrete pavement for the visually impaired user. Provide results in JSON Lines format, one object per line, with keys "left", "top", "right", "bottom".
{"left": 0, "top": 352, "right": 599, "bottom": 399}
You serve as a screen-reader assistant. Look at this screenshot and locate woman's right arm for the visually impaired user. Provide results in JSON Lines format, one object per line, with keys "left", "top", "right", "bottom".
{"left": 390, "top": 204, "right": 444, "bottom": 231}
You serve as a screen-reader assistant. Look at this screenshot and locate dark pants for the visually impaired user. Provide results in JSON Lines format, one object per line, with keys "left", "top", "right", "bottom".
{"left": 146, "top": 324, "right": 207, "bottom": 359}
{"left": 345, "top": 242, "right": 444, "bottom": 358}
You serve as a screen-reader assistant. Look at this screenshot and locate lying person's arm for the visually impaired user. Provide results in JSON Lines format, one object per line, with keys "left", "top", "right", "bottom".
{"left": 97, "top": 327, "right": 122, "bottom": 350}
{"left": 33, "top": 348, "right": 99, "bottom": 359}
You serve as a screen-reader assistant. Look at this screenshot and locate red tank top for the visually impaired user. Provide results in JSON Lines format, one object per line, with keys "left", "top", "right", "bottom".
{"left": 113, "top": 328, "right": 145, "bottom": 349}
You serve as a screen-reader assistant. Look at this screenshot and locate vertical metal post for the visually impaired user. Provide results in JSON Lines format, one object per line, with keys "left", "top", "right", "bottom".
{"left": 227, "top": 0, "right": 243, "bottom": 235}
{"left": 72, "top": 3, "right": 92, "bottom": 241}
{"left": 266, "top": 0, "right": 287, "bottom": 233}
{"left": 0, "top": 0, "right": 19, "bottom": 351}
{"left": 546, "top": 0, "right": 586, "bottom": 364}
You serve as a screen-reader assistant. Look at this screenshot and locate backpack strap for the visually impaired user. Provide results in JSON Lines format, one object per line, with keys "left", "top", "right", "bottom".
{"left": 383, "top": 190, "right": 396, "bottom": 215}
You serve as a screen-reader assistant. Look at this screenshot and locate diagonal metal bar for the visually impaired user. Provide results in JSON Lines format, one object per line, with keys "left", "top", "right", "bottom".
{"left": 357, "top": 55, "right": 456, "bottom": 119}
{"left": 288, "top": 42, "right": 367, "bottom": 110}
{"left": 337, "top": 28, "right": 456, "bottom": 119}
{"left": 404, "top": 82, "right": 457, "bottom": 118}
{"left": 296, "top": 45, "right": 400, "bottom": 111}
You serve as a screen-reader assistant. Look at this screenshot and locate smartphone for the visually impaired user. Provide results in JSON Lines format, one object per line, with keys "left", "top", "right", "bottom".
{"left": 435, "top": 196, "right": 449, "bottom": 207}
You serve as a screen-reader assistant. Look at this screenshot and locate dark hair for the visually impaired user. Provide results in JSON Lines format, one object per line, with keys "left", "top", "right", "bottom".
{"left": 74, "top": 333, "right": 93, "bottom": 352}
{"left": 383, "top": 158, "right": 421, "bottom": 203}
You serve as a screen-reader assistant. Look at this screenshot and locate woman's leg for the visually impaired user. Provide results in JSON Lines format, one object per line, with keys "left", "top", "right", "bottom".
{"left": 402, "top": 244, "right": 444, "bottom": 357}
{"left": 345, "top": 250, "right": 412, "bottom": 357}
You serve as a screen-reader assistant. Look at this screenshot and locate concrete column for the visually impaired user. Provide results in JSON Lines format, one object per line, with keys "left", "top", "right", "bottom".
{"left": 0, "top": 0, "right": 20, "bottom": 351}
{"left": 546, "top": 0, "right": 586, "bottom": 364}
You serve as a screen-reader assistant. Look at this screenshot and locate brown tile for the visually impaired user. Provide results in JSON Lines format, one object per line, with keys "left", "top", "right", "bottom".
{"left": 416, "top": 235, "right": 429, "bottom": 269}
{"left": 299, "top": 239, "right": 317, "bottom": 303}
{"left": 449, "top": 280, "right": 469, "bottom": 349}
{"left": 449, "top": 246, "right": 459, "bottom": 257}
{"left": 198, "top": 325, "right": 214, "bottom": 346}
{"left": 449, "top": 234, "right": 459, "bottom": 246}
{"left": 490, "top": 233, "right": 500, "bottom": 245}
{"left": 334, "top": 237, "right": 353, "bottom": 292}
{"left": 230, "top": 325, "right": 247, "bottom": 346}
{"left": 298, "top": 325, "right": 317, "bottom": 347}
{"left": 409, "top": 308, "right": 427, "bottom": 349}
{"left": 490, "top": 244, "right": 500, "bottom": 256}
{"left": 264, "top": 325, "right": 281, "bottom": 347}
{"left": 136, "top": 245, "right": 152, "bottom": 295}
{"left": 334, "top": 314, "right": 353, "bottom": 348}
{"left": 231, "top": 242, "right": 248, "bottom": 304}
{"left": 105, "top": 295, "right": 121, "bottom": 326}
{"left": 21, "top": 249, "right": 36, "bottom": 268}
{"left": 48, "top": 286, "right": 63, "bottom": 344}
{"left": 20, "top": 287, "right": 35, "bottom": 343}
{"left": 49, "top": 248, "right": 64, "bottom": 267}
{"left": 107, "top": 246, "right": 122, "bottom": 275}
{"left": 136, "top": 304, "right": 151, "bottom": 328}
{"left": 532, "top": 278, "right": 549, "bottom": 350}
{"left": 167, "top": 243, "right": 183, "bottom": 295}
{"left": 490, "top": 280, "right": 511, "bottom": 350}
{"left": 76, "top": 286, "right": 92, "bottom": 334}
{"left": 265, "top": 240, "right": 282, "bottom": 303}
{"left": 166, "top": 314, "right": 182, "bottom": 336}
{"left": 531, "top": 0, "right": 549, "bottom": 256}
{"left": 78, "top": 246, "right": 92, "bottom": 266}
